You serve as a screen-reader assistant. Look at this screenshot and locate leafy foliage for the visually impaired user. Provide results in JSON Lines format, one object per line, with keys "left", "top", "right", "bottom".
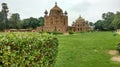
{"left": 0, "top": 32, "right": 59, "bottom": 67}
{"left": 38, "top": 17, "right": 44, "bottom": 26}
{"left": 0, "top": 11, "right": 44, "bottom": 30}
{"left": 19, "top": 17, "right": 44, "bottom": 29}
{"left": 94, "top": 12, "right": 115, "bottom": 31}
{"left": 68, "top": 30, "right": 74, "bottom": 35}
{"left": 112, "top": 11, "right": 120, "bottom": 29}
{"left": 0, "top": 12, "right": 4, "bottom": 30}
{"left": 94, "top": 20, "right": 105, "bottom": 30}
{"left": 94, "top": 11, "right": 120, "bottom": 31}
{"left": 88, "top": 22, "right": 94, "bottom": 26}
{"left": 47, "top": 31, "right": 63, "bottom": 35}
{"left": 7, "top": 13, "right": 21, "bottom": 29}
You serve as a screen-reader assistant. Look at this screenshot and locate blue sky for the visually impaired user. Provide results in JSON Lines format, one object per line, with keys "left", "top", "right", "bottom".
{"left": 0, "top": 0, "right": 120, "bottom": 25}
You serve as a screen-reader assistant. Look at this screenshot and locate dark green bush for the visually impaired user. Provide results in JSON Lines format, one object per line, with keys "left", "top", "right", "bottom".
{"left": 68, "top": 30, "right": 74, "bottom": 35}
{"left": 117, "top": 43, "right": 120, "bottom": 53}
{"left": 47, "top": 31, "right": 63, "bottom": 35}
{"left": 0, "top": 32, "right": 59, "bottom": 67}
{"left": 113, "top": 32, "right": 117, "bottom": 36}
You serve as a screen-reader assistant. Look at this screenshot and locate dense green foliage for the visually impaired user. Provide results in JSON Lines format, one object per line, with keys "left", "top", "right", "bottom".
{"left": 47, "top": 31, "right": 63, "bottom": 35}
{"left": 94, "top": 11, "right": 120, "bottom": 31}
{"left": 7, "top": 13, "right": 21, "bottom": 29}
{"left": 38, "top": 17, "right": 44, "bottom": 26}
{"left": 21, "top": 17, "right": 40, "bottom": 29}
{"left": 55, "top": 32, "right": 120, "bottom": 67}
{"left": 0, "top": 33, "right": 58, "bottom": 67}
{"left": 88, "top": 22, "right": 94, "bottom": 26}
{"left": 94, "top": 12, "right": 115, "bottom": 31}
{"left": 0, "top": 12, "right": 44, "bottom": 30}
{"left": 0, "top": 3, "right": 9, "bottom": 31}
{"left": 112, "top": 12, "right": 120, "bottom": 29}
{"left": 68, "top": 30, "right": 74, "bottom": 34}
{"left": 0, "top": 12, "right": 4, "bottom": 30}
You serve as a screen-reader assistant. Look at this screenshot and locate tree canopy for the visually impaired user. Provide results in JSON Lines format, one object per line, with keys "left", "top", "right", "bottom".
{"left": 0, "top": 12, "right": 4, "bottom": 30}
{"left": 8, "top": 13, "right": 21, "bottom": 29}
{"left": 112, "top": 11, "right": 120, "bottom": 29}
{"left": 94, "top": 11, "right": 120, "bottom": 31}
{"left": 21, "top": 17, "right": 43, "bottom": 29}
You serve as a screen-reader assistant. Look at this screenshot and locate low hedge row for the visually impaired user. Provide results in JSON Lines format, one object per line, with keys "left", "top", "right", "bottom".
{"left": 0, "top": 32, "right": 59, "bottom": 67}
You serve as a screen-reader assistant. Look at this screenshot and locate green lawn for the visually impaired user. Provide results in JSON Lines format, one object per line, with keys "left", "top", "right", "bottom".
{"left": 55, "top": 32, "right": 120, "bottom": 67}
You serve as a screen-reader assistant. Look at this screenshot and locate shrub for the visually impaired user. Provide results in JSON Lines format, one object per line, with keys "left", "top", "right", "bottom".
{"left": 117, "top": 43, "right": 120, "bottom": 53}
{"left": 47, "top": 31, "right": 63, "bottom": 35}
{"left": 68, "top": 30, "right": 74, "bottom": 35}
{"left": 113, "top": 32, "right": 117, "bottom": 36}
{"left": 0, "top": 32, "right": 59, "bottom": 67}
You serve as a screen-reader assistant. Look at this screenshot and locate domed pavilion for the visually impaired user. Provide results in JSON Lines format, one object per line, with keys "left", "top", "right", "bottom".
{"left": 37, "top": 2, "right": 68, "bottom": 33}
{"left": 71, "top": 16, "right": 89, "bottom": 32}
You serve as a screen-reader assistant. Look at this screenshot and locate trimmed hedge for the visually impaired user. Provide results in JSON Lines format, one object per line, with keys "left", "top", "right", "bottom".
{"left": 0, "top": 32, "right": 59, "bottom": 67}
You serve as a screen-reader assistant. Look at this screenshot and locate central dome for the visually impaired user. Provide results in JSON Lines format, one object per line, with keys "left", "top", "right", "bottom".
{"left": 50, "top": 4, "right": 62, "bottom": 12}
{"left": 49, "top": 2, "right": 63, "bottom": 16}
{"left": 76, "top": 16, "right": 85, "bottom": 22}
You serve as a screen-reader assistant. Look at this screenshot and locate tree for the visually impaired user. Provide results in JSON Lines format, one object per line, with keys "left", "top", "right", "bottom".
{"left": 94, "top": 20, "right": 104, "bottom": 30}
{"left": 38, "top": 17, "right": 44, "bottom": 26}
{"left": 28, "top": 17, "right": 39, "bottom": 29}
{"left": 112, "top": 11, "right": 120, "bottom": 29}
{"left": 102, "top": 12, "right": 115, "bottom": 30}
{"left": 89, "top": 22, "right": 94, "bottom": 26}
{"left": 21, "top": 17, "right": 40, "bottom": 29}
{"left": 21, "top": 19, "right": 30, "bottom": 29}
{"left": 94, "top": 12, "right": 115, "bottom": 31}
{"left": 8, "top": 13, "right": 21, "bottom": 29}
{"left": 0, "top": 12, "right": 4, "bottom": 30}
{"left": 38, "top": 17, "right": 44, "bottom": 31}
{"left": 1, "top": 3, "right": 9, "bottom": 31}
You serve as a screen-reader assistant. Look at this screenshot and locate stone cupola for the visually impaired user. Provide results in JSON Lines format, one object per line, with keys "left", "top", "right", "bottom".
{"left": 49, "top": 2, "right": 63, "bottom": 16}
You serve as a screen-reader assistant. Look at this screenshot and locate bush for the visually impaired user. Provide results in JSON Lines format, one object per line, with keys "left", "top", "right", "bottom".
{"left": 113, "top": 32, "right": 117, "bottom": 36}
{"left": 47, "top": 31, "right": 63, "bottom": 35}
{"left": 0, "top": 32, "right": 59, "bottom": 67}
{"left": 117, "top": 43, "right": 120, "bottom": 53}
{"left": 69, "top": 30, "right": 74, "bottom": 35}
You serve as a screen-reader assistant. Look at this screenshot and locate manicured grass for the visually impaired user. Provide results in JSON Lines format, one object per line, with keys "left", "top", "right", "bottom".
{"left": 55, "top": 32, "right": 120, "bottom": 67}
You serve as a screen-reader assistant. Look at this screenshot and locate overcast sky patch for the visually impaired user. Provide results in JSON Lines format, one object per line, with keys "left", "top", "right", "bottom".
{"left": 0, "top": 0, "right": 120, "bottom": 25}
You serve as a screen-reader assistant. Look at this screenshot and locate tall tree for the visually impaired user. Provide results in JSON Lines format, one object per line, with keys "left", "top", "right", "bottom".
{"left": 21, "top": 17, "right": 40, "bottom": 29}
{"left": 102, "top": 12, "right": 115, "bottom": 30}
{"left": 8, "top": 13, "right": 21, "bottom": 29}
{"left": 38, "top": 17, "right": 44, "bottom": 26}
{"left": 0, "top": 12, "right": 4, "bottom": 30}
{"left": 112, "top": 11, "right": 120, "bottom": 29}
{"left": 28, "top": 17, "right": 39, "bottom": 29}
{"left": 94, "top": 20, "right": 104, "bottom": 30}
{"left": 1, "top": 3, "right": 9, "bottom": 31}
{"left": 94, "top": 12, "right": 115, "bottom": 31}
{"left": 89, "top": 22, "right": 94, "bottom": 26}
{"left": 21, "top": 19, "right": 29, "bottom": 29}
